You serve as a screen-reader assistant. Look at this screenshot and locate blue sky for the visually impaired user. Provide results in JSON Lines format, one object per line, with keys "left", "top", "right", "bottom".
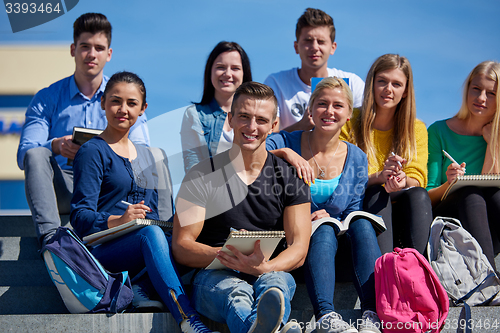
{"left": 2, "top": 0, "right": 499, "bottom": 189}
{"left": 2, "top": 0, "right": 499, "bottom": 125}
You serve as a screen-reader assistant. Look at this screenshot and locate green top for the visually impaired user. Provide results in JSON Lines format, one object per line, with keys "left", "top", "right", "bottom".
{"left": 427, "top": 119, "right": 487, "bottom": 189}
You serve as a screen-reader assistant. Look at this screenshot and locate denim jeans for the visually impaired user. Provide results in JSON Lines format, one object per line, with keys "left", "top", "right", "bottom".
{"left": 191, "top": 269, "right": 296, "bottom": 333}
{"left": 24, "top": 147, "right": 73, "bottom": 247}
{"left": 91, "top": 225, "right": 196, "bottom": 325}
{"left": 304, "top": 219, "right": 381, "bottom": 318}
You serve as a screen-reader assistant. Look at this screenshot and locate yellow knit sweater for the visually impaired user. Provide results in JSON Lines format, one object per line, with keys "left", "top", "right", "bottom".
{"left": 340, "top": 109, "right": 428, "bottom": 187}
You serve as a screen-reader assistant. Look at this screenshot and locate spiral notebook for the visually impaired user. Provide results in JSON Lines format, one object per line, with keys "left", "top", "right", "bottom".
{"left": 442, "top": 174, "right": 500, "bottom": 200}
{"left": 205, "top": 230, "right": 285, "bottom": 270}
{"left": 83, "top": 218, "right": 173, "bottom": 246}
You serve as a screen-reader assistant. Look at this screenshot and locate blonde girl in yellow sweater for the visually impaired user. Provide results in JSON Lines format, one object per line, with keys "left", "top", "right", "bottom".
{"left": 340, "top": 54, "right": 432, "bottom": 254}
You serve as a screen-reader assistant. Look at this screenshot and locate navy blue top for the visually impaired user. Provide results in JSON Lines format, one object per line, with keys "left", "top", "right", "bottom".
{"left": 266, "top": 130, "right": 369, "bottom": 220}
{"left": 70, "top": 136, "right": 159, "bottom": 238}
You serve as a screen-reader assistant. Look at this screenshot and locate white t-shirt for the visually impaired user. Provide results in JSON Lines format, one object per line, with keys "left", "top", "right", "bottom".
{"left": 216, "top": 128, "right": 233, "bottom": 155}
{"left": 264, "top": 67, "right": 365, "bottom": 129}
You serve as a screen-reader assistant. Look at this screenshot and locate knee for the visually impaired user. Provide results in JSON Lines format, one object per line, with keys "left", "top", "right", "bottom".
{"left": 349, "top": 218, "right": 375, "bottom": 234}
{"left": 140, "top": 225, "right": 170, "bottom": 250}
{"left": 406, "top": 187, "right": 432, "bottom": 206}
{"left": 257, "top": 271, "right": 296, "bottom": 296}
{"left": 24, "top": 147, "right": 51, "bottom": 168}
{"left": 313, "top": 223, "right": 337, "bottom": 238}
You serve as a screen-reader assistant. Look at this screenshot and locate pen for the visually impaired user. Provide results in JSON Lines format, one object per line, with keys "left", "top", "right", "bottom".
{"left": 442, "top": 150, "right": 458, "bottom": 165}
{"left": 391, "top": 152, "right": 403, "bottom": 168}
{"left": 442, "top": 150, "right": 466, "bottom": 173}
{"left": 121, "top": 200, "right": 152, "bottom": 212}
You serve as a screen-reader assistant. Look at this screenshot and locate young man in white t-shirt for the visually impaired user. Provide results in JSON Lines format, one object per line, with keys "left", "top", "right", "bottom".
{"left": 264, "top": 8, "right": 365, "bottom": 132}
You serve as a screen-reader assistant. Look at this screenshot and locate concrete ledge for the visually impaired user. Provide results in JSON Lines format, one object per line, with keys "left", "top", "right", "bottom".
{"left": 1, "top": 307, "right": 500, "bottom": 333}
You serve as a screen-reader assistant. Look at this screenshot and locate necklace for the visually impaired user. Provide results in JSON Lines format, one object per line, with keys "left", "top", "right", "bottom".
{"left": 307, "top": 131, "right": 341, "bottom": 179}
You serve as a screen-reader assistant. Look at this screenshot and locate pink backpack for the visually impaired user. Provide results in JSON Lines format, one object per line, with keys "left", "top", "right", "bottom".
{"left": 375, "top": 247, "right": 449, "bottom": 333}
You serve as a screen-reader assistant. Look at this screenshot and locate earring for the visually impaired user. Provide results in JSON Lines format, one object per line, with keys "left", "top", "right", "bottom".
{"left": 347, "top": 118, "right": 350, "bottom": 121}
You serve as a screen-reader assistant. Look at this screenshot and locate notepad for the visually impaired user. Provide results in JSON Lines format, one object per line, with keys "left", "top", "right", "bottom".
{"left": 441, "top": 174, "right": 500, "bottom": 200}
{"left": 83, "top": 218, "right": 173, "bottom": 246}
{"left": 205, "top": 230, "right": 285, "bottom": 270}
{"left": 310, "top": 211, "right": 386, "bottom": 236}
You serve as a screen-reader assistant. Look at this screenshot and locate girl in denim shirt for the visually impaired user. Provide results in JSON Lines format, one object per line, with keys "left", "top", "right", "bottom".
{"left": 180, "top": 41, "right": 252, "bottom": 173}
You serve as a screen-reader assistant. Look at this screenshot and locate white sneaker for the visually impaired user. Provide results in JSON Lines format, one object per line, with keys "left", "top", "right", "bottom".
{"left": 316, "top": 312, "right": 358, "bottom": 333}
{"left": 279, "top": 321, "right": 302, "bottom": 333}
{"left": 132, "top": 284, "right": 165, "bottom": 311}
{"left": 180, "top": 316, "right": 218, "bottom": 333}
{"left": 357, "top": 310, "right": 381, "bottom": 333}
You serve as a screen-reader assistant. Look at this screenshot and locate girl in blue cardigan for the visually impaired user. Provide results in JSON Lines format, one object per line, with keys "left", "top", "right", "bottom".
{"left": 71, "top": 71, "right": 215, "bottom": 333}
{"left": 267, "top": 77, "right": 382, "bottom": 333}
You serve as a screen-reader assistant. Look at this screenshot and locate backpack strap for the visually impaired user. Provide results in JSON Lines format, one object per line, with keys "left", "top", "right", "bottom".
{"left": 457, "top": 272, "right": 499, "bottom": 305}
{"left": 109, "top": 271, "right": 130, "bottom": 313}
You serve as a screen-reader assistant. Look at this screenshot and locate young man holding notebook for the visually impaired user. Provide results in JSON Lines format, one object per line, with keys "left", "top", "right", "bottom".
{"left": 16, "top": 13, "right": 149, "bottom": 248}
{"left": 172, "top": 82, "right": 311, "bottom": 333}
{"left": 264, "top": 7, "right": 365, "bottom": 132}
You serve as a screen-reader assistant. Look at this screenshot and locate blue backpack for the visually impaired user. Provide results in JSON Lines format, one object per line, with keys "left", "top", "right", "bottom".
{"left": 42, "top": 227, "right": 134, "bottom": 313}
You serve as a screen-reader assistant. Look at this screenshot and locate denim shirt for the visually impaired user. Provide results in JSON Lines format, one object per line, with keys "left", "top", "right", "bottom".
{"left": 266, "top": 130, "right": 368, "bottom": 220}
{"left": 180, "top": 98, "right": 227, "bottom": 173}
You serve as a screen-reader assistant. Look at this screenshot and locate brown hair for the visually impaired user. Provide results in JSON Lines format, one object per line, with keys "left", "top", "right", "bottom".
{"left": 296, "top": 8, "right": 335, "bottom": 43}
{"left": 73, "top": 13, "right": 112, "bottom": 47}
{"left": 231, "top": 82, "right": 278, "bottom": 120}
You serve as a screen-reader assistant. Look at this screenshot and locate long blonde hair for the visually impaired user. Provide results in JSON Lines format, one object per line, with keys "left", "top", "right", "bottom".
{"left": 456, "top": 61, "right": 500, "bottom": 173}
{"left": 349, "top": 54, "right": 417, "bottom": 165}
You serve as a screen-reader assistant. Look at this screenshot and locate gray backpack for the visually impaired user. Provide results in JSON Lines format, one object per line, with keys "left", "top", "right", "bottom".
{"left": 427, "top": 216, "right": 500, "bottom": 307}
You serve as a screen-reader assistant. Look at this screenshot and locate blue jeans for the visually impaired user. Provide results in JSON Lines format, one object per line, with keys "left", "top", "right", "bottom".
{"left": 24, "top": 147, "right": 73, "bottom": 247}
{"left": 304, "top": 219, "right": 381, "bottom": 318}
{"left": 191, "top": 269, "right": 296, "bottom": 333}
{"left": 91, "top": 225, "right": 196, "bottom": 325}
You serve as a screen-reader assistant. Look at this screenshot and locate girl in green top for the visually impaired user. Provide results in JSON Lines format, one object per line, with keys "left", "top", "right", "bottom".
{"left": 427, "top": 60, "right": 500, "bottom": 268}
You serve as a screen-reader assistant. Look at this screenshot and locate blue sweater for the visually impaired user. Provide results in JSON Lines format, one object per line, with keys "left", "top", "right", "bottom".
{"left": 70, "top": 137, "right": 159, "bottom": 238}
{"left": 266, "top": 130, "right": 368, "bottom": 220}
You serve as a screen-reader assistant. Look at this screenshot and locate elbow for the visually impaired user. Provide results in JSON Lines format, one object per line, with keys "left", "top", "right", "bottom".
{"left": 171, "top": 240, "right": 188, "bottom": 266}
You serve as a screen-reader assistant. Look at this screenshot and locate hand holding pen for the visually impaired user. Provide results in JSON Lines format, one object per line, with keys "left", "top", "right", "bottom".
{"left": 442, "top": 150, "right": 466, "bottom": 184}
{"left": 121, "top": 200, "right": 151, "bottom": 220}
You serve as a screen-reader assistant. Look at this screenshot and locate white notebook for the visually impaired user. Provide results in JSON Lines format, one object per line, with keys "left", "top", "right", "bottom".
{"left": 205, "top": 230, "right": 285, "bottom": 270}
{"left": 83, "top": 218, "right": 172, "bottom": 246}
{"left": 442, "top": 174, "right": 500, "bottom": 200}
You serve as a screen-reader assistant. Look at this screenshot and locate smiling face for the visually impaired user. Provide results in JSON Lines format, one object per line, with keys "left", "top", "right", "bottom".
{"left": 467, "top": 74, "right": 498, "bottom": 121}
{"left": 71, "top": 32, "right": 112, "bottom": 79}
{"left": 101, "top": 82, "right": 146, "bottom": 134}
{"left": 294, "top": 26, "right": 336, "bottom": 73}
{"left": 211, "top": 51, "right": 244, "bottom": 101}
{"left": 228, "top": 96, "right": 277, "bottom": 153}
{"left": 373, "top": 68, "right": 408, "bottom": 114}
{"left": 310, "top": 87, "right": 351, "bottom": 133}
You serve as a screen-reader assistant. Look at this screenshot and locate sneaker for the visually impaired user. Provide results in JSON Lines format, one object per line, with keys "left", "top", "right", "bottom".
{"left": 247, "top": 287, "right": 285, "bottom": 333}
{"left": 180, "top": 315, "right": 218, "bottom": 333}
{"left": 279, "top": 320, "right": 302, "bottom": 333}
{"left": 316, "top": 312, "right": 358, "bottom": 333}
{"left": 357, "top": 310, "right": 381, "bottom": 333}
{"left": 132, "top": 284, "right": 165, "bottom": 311}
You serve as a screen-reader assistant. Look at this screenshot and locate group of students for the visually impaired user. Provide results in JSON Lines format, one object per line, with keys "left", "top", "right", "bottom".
{"left": 16, "top": 8, "right": 500, "bottom": 333}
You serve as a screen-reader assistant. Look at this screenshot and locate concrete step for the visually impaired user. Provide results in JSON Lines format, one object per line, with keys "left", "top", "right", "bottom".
{"left": 2, "top": 214, "right": 500, "bottom": 333}
{"left": 1, "top": 307, "right": 499, "bottom": 333}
